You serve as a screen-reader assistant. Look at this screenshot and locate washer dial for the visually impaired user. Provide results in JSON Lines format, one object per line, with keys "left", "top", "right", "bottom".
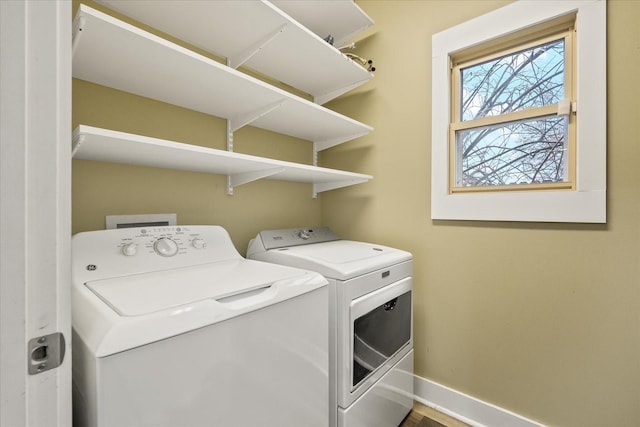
{"left": 191, "top": 237, "right": 206, "bottom": 249}
{"left": 121, "top": 242, "right": 138, "bottom": 256}
{"left": 154, "top": 237, "right": 179, "bottom": 257}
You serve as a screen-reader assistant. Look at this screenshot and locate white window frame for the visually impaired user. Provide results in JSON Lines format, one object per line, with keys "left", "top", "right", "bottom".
{"left": 431, "top": 0, "right": 606, "bottom": 223}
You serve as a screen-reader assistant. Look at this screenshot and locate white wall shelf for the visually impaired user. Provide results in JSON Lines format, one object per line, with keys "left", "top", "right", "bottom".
{"left": 72, "top": 3, "right": 373, "bottom": 197}
{"left": 272, "top": 0, "right": 374, "bottom": 48}
{"left": 72, "top": 5, "right": 372, "bottom": 149}
{"left": 73, "top": 126, "right": 372, "bottom": 196}
{"left": 95, "top": 0, "right": 373, "bottom": 105}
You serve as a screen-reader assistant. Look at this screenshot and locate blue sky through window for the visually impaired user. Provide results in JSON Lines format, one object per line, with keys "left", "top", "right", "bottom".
{"left": 460, "top": 39, "right": 565, "bottom": 121}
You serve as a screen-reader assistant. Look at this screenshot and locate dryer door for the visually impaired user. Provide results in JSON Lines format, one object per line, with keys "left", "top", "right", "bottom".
{"left": 349, "top": 277, "right": 412, "bottom": 391}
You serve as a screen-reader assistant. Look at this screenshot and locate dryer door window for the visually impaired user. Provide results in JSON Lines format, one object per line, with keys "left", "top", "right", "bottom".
{"left": 351, "top": 280, "right": 412, "bottom": 389}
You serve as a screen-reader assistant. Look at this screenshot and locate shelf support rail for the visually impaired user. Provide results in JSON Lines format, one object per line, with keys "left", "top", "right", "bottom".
{"left": 311, "top": 144, "right": 371, "bottom": 198}
{"left": 311, "top": 131, "right": 371, "bottom": 198}
{"left": 312, "top": 142, "right": 319, "bottom": 168}
{"left": 226, "top": 100, "right": 285, "bottom": 195}
{"left": 226, "top": 117, "right": 234, "bottom": 195}
{"left": 226, "top": 119, "right": 234, "bottom": 152}
{"left": 227, "top": 23, "right": 288, "bottom": 69}
{"left": 227, "top": 167, "right": 286, "bottom": 195}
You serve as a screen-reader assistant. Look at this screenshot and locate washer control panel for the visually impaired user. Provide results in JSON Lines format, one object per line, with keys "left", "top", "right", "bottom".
{"left": 116, "top": 226, "right": 209, "bottom": 258}
{"left": 255, "top": 226, "right": 339, "bottom": 250}
{"left": 72, "top": 225, "right": 242, "bottom": 282}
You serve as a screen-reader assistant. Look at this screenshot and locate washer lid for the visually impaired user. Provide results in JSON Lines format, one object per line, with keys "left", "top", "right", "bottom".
{"left": 265, "top": 240, "right": 412, "bottom": 279}
{"left": 85, "top": 259, "right": 315, "bottom": 316}
{"left": 74, "top": 258, "right": 327, "bottom": 357}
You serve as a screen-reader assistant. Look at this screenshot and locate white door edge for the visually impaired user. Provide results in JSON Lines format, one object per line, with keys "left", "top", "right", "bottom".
{"left": 0, "top": 1, "right": 72, "bottom": 426}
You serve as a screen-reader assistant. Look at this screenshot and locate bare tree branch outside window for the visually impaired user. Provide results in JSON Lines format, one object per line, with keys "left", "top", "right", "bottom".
{"left": 455, "top": 38, "right": 568, "bottom": 187}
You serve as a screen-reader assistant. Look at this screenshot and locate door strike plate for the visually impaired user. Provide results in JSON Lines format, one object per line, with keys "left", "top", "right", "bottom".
{"left": 28, "top": 332, "right": 66, "bottom": 375}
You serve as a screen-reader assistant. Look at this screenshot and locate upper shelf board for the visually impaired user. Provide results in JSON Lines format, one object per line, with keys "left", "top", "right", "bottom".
{"left": 72, "top": 125, "right": 372, "bottom": 194}
{"left": 272, "top": 0, "right": 374, "bottom": 48}
{"left": 72, "top": 5, "right": 372, "bottom": 150}
{"left": 95, "top": 0, "right": 373, "bottom": 104}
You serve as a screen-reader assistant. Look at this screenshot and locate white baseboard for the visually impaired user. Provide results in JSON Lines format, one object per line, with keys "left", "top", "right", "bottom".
{"left": 413, "top": 375, "right": 546, "bottom": 427}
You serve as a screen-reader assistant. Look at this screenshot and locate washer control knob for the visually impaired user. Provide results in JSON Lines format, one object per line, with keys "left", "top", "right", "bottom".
{"left": 298, "top": 229, "right": 311, "bottom": 240}
{"left": 192, "top": 237, "right": 205, "bottom": 249}
{"left": 154, "top": 237, "right": 179, "bottom": 257}
{"left": 121, "top": 243, "right": 138, "bottom": 256}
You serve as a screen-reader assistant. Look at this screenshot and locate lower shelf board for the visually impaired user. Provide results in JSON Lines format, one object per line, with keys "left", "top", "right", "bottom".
{"left": 72, "top": 125, "right": 371, "bottom": 196}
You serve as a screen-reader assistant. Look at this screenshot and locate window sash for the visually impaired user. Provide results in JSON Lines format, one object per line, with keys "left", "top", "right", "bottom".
{"left": 449, "top": 28, "right": 576, "bottom": 194}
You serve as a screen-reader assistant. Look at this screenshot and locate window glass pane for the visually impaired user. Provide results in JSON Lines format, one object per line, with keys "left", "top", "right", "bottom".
{"left": 460, "top": 39, "right": 565, "bottom": 121}
{"left": 455, "top": 116, "right": 568, "bottom": 187}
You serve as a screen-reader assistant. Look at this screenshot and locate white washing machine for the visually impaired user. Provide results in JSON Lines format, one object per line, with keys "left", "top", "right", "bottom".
{"left": 72, "top": 225, "right": 329, "bottom": 427}
{"left": 247, "top": 227, "right": 414, "bottom": 427}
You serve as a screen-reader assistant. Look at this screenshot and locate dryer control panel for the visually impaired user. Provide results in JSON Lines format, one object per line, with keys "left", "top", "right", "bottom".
{"left": 72, "top": 225, "right": 242, "bottom": 282}
{"left": 252, "top": 226, "right": 339, "bottom": 250}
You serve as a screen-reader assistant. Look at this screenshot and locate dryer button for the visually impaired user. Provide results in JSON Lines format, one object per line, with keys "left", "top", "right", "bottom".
{"left": 298, "top": 230, "right": 311, "bottom": 240}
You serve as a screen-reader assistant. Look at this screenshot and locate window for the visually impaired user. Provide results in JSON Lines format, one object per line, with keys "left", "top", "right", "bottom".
{"left": 451, "top": 25, "right": 575, "bottom": 192}
{"left": 431, "top": 0, "right": 606, "bottom": 223}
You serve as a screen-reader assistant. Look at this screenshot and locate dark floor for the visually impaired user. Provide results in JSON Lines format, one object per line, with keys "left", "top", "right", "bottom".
{"left": 398, "top": 403, "right": 471, "bottom": 427}
{"left": 399, "top": 410, "right": 446, "bottom": 427}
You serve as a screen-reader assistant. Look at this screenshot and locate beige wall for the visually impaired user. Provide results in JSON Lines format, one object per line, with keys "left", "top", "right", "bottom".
{"left": 322, "top": 1, "right": 640, "bottom": 426}
{"left": 72, "top": 1, "right": 640, "bottom": 426}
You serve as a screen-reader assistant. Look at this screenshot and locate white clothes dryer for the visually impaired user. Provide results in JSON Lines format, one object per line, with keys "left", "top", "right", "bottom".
{"left": 247, "top": 227, "right": 414, "bottom": 427}
{"left": 72, "top": 225, "right": 329, "bottom": 427}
